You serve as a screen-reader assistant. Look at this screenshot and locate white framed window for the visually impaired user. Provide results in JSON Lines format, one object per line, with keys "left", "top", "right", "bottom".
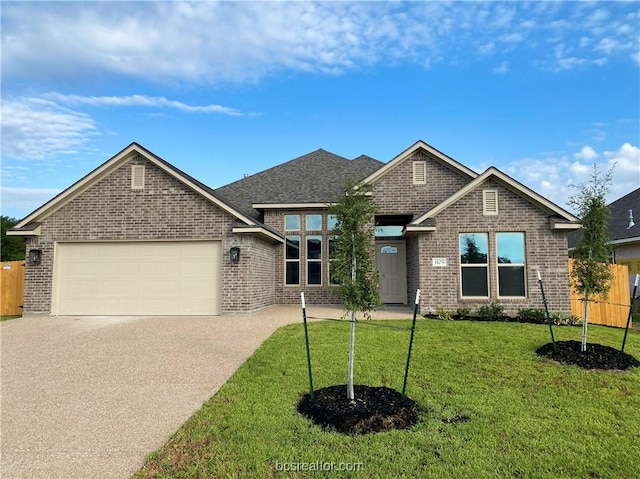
{"left": 497, "top": 232, "right": 526, "bottom": 297}
{"left": 459, "top": 233, "right": 489, "bottom": 297}
{"left": 483, "top": 190, "right": 498, "bottom": 215}
{"left": 131, "top": 165, "right": 145, "bottom": 190}
{"left": 306, "top": 214, "right": 322, "bottom": 231}
{"left": 327, "top": 214, "right": 338, "bottom": 231}
{"left": 413, "top": 161, "right": 427, "bottom": 185}
{"left": 285, "top": 236, "right": 300, "bottom": 285}
{"left": 307, "top": 235, "right": 322, "bottom": 285}
{"left": 285, "top": 215, "right": 300, "bottom": 231}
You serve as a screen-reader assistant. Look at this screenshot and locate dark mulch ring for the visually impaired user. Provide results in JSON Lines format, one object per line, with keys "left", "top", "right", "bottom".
{"left": 297, "top": 385, "right": 423, "bottom": 435}
{"left": 536, "top": 340, "right": 640, "bottom": 370}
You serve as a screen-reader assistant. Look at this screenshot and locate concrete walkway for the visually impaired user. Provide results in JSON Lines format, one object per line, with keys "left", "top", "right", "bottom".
{"left": 0, "top": 305, "right": 413, "bottom": 479}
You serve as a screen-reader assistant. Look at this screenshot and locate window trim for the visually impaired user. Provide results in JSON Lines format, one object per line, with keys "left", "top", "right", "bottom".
{"left": 305, "top": 214, "right": 322, "bottom": 232}
{"left": 327, "top": 214, "right": 338, "bottom": 231}
{"left": 459, "top": 233, "right": 490, "bottom": 298}
{"left": 285, "top": 235, "right": 300, "bottom": 286}
{"left": 284, "top": 214, "right": 300, "bottom": 232}
{"left": 306, "top": 235, "right": 322, "bottom": 286}
{"left": 496, "top": 232, "right": 527, "bottom": 298}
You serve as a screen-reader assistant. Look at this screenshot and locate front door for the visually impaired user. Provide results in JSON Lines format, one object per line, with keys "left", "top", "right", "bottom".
{"left": 375, "top": 240, "right": 407, "bottom": 304}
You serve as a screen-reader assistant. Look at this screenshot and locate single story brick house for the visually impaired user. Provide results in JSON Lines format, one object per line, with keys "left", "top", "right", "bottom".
{"left": 9, "top": 140, "right": 580, "bottom": 316}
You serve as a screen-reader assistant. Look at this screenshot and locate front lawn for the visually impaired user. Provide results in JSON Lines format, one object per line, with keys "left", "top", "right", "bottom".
{"left": 135, "top": 320, "right": 640, "bottom": 479}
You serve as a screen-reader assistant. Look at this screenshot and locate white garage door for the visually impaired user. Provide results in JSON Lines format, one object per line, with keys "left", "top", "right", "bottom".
{"left": 54, "top": 241, "right": 221, "bottom": 315}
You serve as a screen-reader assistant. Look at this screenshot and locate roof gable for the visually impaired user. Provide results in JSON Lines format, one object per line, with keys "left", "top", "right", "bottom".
{"left": 10, "top": 142, "right": 258, "bottom": 230}
{"left": 362, "top": 140, "right": 478, "bottom": 186}
{"left": 409, "top": 167, "right": 579, "bottom": 228}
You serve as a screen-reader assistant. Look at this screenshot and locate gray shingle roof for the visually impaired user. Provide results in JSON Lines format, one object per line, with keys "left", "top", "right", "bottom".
{"left": 214, "top": 149, "right": 383, "bottom": 220}
{"left": 568, "top": 187, "right": 640, "bottom": 248}
{"left": 608, "top": 187, "right": 640, "bottom": 242}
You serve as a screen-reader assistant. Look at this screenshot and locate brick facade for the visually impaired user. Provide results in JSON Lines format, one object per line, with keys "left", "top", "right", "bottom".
{"left": 414, "top": 179, "right": 571, "bottom": 315}
{"left": 19, "top": 143, "right": 575, "bottom": 317}
{"left": 372, "top": 151, "right": 473, "bottom": 218}
{"left": 24, "top": 154, "right": 274, "bottom": 315}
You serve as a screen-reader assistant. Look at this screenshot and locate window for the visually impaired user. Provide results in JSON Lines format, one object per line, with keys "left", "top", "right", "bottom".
{"left": 285, "top": 236, "right": 300, "bottom": 285}
{"left": 306, "top": 214, "right": 322, "bottom": 231}
{"left": 497, "top": 232, "right": 526, "bottom": 297}
{"left": 131, "top": 165, "right": 145, "bottom": 190}
{"left": 483, "top": 190, "right": 498, "bottom": 215}
{"left": 375, "top": 226, "right": 404, "bottom": 237}
{"left": 328, "top": 237, "right": 339, "bottom": 285}
{"left": 327, "top": 214, "right": 338, "bottom": 231}
{"left": 460, "top": 233, "right": 489, "bottom": 297}
{"left": 307, "top": 235, "right": 322, "bottom": 285}
{"left": 413, "top": 161, "right": 427, "bottom": 185}
{"left": 285, "top": 215, "right": 300, "bottom": 231}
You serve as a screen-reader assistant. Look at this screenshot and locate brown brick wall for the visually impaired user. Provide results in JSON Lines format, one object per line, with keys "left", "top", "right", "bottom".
{"left": 371, "top": 152, "right": 473, "bottom": 218}
{"left": 24, "top": 154, "right": 274, "bottom": 315}
{"left": 415, "top": 179, "right": 571, "bottom": 315}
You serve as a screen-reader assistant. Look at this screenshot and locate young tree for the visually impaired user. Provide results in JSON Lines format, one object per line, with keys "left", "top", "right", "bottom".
{"left": 569, "top": 164, "right": 614, "bottom": 352}
{"left": 329, "top": 181, "right": 381, "bottom": 401}
{"left": 1, "top": 216, "right": 26, "bottom": 261}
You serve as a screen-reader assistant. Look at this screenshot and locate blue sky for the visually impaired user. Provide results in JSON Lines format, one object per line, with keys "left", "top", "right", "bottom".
{"left": 2, "top": 1, "right": 639, "bottom": 219}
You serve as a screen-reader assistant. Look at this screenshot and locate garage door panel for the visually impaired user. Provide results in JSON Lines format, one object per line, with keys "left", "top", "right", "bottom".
{"left": 55, "top": 241, "right": 221, "bottom": 315}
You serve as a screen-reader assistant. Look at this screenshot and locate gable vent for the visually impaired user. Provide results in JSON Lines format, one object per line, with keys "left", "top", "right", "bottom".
{"left": 483, "top": 189, "right": 498, "bottom": 215}
{"left": 131, "top": 165, "right": 145, "bottom": 190}
{"left": 413, "top": 161, "right": 427, "bottom": 185}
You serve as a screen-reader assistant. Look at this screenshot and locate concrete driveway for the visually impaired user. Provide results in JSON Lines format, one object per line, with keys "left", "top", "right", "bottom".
{"left": 0, "top": 305, "right": 413, "bottom": 479}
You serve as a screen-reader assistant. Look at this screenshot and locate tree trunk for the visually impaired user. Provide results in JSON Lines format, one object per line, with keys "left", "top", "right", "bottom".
{"left": 581, "top": 292, "right": 589, "bottom": 352}
{"left": 347, "top": 242, "right": 357, "bottom": 402}
{"left": 347, "top": 310, "right": 355, "bottom": 401}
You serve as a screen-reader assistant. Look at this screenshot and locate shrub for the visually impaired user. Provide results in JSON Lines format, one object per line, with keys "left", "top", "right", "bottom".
{"left": 551, "top": 312, "right": 582, "bottom": 326}
{"left": 436, "top": 307, "right": 453, "bottom": 321}
{"left": 455, "top": 307, "right": 471, "bottom": 320}
{"left": 517, "top": 308, "right": 547, "bottom": 324}
{"left": 477, "top": 302, "right": 504, "bottom": 321}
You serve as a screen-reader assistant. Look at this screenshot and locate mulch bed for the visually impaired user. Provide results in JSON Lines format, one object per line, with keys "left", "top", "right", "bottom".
{"left": 536, "top": 340, "right": 640, "bottom": 370}
{"left": 297, "top": 385, "right": 422, "bottom": 435}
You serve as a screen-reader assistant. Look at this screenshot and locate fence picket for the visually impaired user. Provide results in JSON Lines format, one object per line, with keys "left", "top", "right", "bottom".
{"left": 568, "top": 259, "right": 631, "bottom": 328}
{"left": 1, "top": 261, "right": 25, "bottom": 316}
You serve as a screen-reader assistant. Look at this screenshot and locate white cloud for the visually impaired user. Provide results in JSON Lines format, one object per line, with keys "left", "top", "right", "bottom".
{"left": 43, "top": 94, "right": 242, "bottom": 116}
{"left": 594, "top": 38, "right": 619, "bottom": 55}
{"left": 492, "top": 61, "right": 509, "bottom": 74}
{"left": 502, "top": 143, "right": 640, "bottom": 211}
{"left": 0, "top": 187, "right": 61, "bottom": 219}
{"left": 604, "top": 143, "right": 640, "bottom": 175}
{"left": 2, "top": 1, "right": 638, "bottom": 85}
{"left": 573, "top": 146, "right": 598, "bottom": 161}
{"left": 1, "top": 98, "right": 96, "bottom": 160}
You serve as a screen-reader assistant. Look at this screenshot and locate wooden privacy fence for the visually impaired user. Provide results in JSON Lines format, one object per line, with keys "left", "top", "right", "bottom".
{"left": 568, "top": 259, "right": 631, "bottom": 328}
{"left": 1, "top": 261, "right": 25, "bottom": 316}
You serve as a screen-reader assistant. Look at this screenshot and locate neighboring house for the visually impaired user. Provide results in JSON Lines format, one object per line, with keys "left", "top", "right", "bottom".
{"left": 9, "top": 140, "right": 580, "bottom": 316}
{"left": 569, "top": 187, "right": 640, "bottom": 295}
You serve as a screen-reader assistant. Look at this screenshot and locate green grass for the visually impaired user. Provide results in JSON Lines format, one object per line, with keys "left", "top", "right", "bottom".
{"left": 0, "top": 315, "right": 21, "bottom": 322}
{"left": 135, "top": 320, "right": 640, "bottom": 479}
